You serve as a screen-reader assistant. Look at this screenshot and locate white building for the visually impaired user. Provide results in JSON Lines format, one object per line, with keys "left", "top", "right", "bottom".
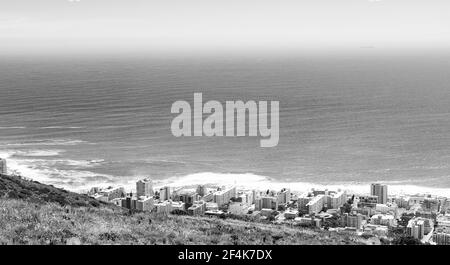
{"left": 437, "top": 215, "right": 450, "bottom": 228}
{"left": 136, "top": 196, "right": 154, "bottom": 212}
{"left": 154, "top": 201, "right": 172, "bottom": 215}
{"left": 93, "top": 193, "right": 108, "bottom": 202}
{"left": 284, "top": 210, "right": 298, "bottom": 219}
{"left": 99, "top": 186, "right": 125, "bottom": 201}
{"left": 371, "top": 183, "right": 388, "bottom": 204}
{"left": 341, "top": 213, "right": 364, "bottom": 230}
{"left": 196, "top": 185, "right": 207, "bottom": 197}
{"left": 202, "top": 193, "right": 214, "bottom": 202}
{"left": 159, "top": 186, "right": 171, "bottom": 201}
{"left": 276, "top": 188, "right": 291, "bottom": 204}
{"left": 229, "top": 202, "right": 250, "bottom": 215}
{"left": 370, "top": 214, "right": 396, "bottom": 227}
{"left": 294, "top": 217, "right": 321, "bottom": 228}
{"left": 171, "top": 201, "right": 186, "bottom": 211}
{"left": 136, "top": 178, "right": 154, "bottom": 197}
{"left": 297, "top": 193, "right": 312, "bottom": 213}
{"left": 364, "top": 224, "right": 389, "bottom": 236}
{"left": 213, "top": 187, "right": 237, "bottom": 207}
{"left": 205, "top": 202, "right": 219, "bottom": 211}
{"left": 187, "top": 201, "right": 206, "bottom": 215}
{"left": 375, "top": 203, "right": 399, "bottom": 217}
{"left": 0, "top": 158, "right": 6, "bottom": 175}
{"left": 255, "top": 196, "right": 278, "bottom": 211}
{"left": 238, "top": 190, "right": 254, "bottom": 205}
{"left": 305, "top": 195, "right": 325, "bottom": 214}
{"left": 110, "top": 198, "right": 122, "bottom": 207}
{"left": 407, "top": 196, "right": 426, "bottom": 206}
{"left": 394, "top": 196, "right": 410, "bottom": 209}
{"left": 327, "top": 190, "right": 347, "bottom": 209}
{"left": 260, "top": 208, "right": 274, "bottom": 217}
{"left": 407, "top": 219, "right": 425, "bottom": 239}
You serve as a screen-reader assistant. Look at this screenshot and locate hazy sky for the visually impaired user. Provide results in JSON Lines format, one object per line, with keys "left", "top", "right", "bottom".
{"left": 1, "top": 0, "right": 449, "bottom": 55}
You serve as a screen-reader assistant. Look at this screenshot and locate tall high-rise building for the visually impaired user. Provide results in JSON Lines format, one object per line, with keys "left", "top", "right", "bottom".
{"left": 327, "top": 190, "right": 347, "bottom": 209}
{"left": 0, "top": 158, "right": 7, "bottom": 175}
{"left": 213, "top": 187, "right": 237, "bottom": 207}
{"left": 297, "top": 193, "right": 312, "bottom": 213}
{"left": 255, "top": 196, "right": 279, "bottom": 211}
{"left": 159, "top": 186, "right": 171, "bottom": 201}
{"left": 305, "top": 195, "right": 325, "bottom": 214}
{"left": 136, "top": 178, "right": 154, "bottom": 197}
{"left": 371, "top": 183, "right": 388, "bottom": 204}
{"left": 276, "top": 188, "right": 291, "bottom": 204}
{"left": 407, "top": 219, "right": 425, "bottom": 240}
{"left": 196, "top": 185, "right": 207, "bottom": 197}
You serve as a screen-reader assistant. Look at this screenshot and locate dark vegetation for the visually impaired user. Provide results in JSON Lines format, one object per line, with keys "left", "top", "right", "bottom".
{"left": 0, "top": 174, "right": 107, "bottom": 208}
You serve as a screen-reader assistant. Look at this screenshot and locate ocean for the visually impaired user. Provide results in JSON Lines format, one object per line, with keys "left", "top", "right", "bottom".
{"left": 1, "top": 53, "right": 450, "bottom": 196}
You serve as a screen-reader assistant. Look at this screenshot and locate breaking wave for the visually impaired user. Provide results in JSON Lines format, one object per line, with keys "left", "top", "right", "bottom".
{"left": 156, "top": 172, "right": 450, "bottom": 197}
{"left": 3, "top": 139, "right": 91, "bottom": 147}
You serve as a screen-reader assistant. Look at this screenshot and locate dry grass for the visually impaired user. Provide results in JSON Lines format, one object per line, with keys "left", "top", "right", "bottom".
{"left": 0, "top": 198, "right": 362, "bottom": 245}
{"left": 0, "top": 174, "right": 363, "bottom": 245}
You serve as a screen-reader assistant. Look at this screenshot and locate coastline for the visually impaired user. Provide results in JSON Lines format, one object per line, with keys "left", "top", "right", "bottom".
{"left": 3, "top": 146, "right": 450, "bottom": 197}
{"left": 4, "top": 164, "right": 450, "bottom": 198}
{"left": 153, "top": 172, "right": 450, "bottom": 197}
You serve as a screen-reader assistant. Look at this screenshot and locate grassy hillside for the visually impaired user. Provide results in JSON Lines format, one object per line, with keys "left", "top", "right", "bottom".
{"left": 0, "top": 198, "right": 364, "bottom": 245}
{"left": 0, "top": 174, "right": 105, "bottom": 207}
{"left": 0, "top": 174, "right": 363, "bottom": 245}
